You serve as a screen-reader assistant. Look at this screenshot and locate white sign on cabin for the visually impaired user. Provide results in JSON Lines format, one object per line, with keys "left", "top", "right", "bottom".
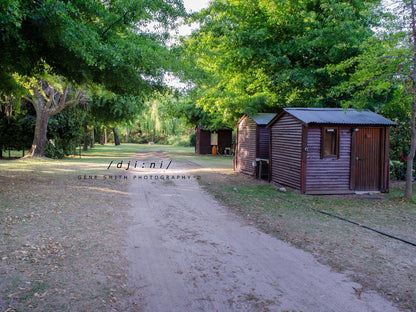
{"left": 211, "top": 132, "right": 218, "bottom": 145}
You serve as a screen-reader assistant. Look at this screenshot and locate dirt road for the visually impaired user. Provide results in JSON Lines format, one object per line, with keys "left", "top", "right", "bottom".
{"left": 123, "top": 152, "right": 399, "bottom": 312}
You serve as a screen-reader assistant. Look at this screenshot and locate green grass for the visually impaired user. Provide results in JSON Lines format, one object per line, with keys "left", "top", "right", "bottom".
{"left": 1, "top": 143, "right": 233, "bottom": 169}
{"left": 0, "top": 149, "right": 28, "bottom": 158}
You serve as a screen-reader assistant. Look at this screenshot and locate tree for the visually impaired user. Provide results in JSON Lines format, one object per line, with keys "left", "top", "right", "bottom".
{"left": 1, "top": 0, "right": 187, "bottom": 156}
{"left": 0, "top": 95, "right": 35, "bottom": 157}
{"left": 329, "top": 1, "right": 416, "bottom": 199}
{"left": 89, "top": 93, "right": 144, "bottom": 145}
{"left": 0, "top": 0, "right": 186, "bottom": 94}
{"left": 15, "top": 74, "right": 84, "bottom": 157}
{"left": 182, "top": 0, "right": 380, "bottom": 125}
{"left": 134, "top": 92, "right": 193, "bottom": 142}
{"left": 408, "top": 0, "right": 416, "bottom": 200}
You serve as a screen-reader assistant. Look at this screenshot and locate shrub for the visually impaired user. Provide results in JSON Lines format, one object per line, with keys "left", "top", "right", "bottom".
{"left": 45, "top": 141, "right": 65, "bottom": 159}
{"left": 189, "top": 133, "right": 196, "bottom": 147}
{"left": 390, "top": 160, "right": 406, "bottom": 180}
{"left": 390, "top": 160, "right": 416, "bottom": 180}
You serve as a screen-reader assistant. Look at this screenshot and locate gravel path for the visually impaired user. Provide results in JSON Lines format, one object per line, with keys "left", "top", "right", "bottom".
{"left": 123, "top": 153, "right": 399, "bottom": 312}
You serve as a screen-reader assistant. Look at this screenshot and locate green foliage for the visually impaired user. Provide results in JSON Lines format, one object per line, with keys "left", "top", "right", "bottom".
{"left": 327, "top": 2, "right": 415, "bottom": 198}
{"left": 189, "top": 133, "right": 196, "bottom": 147}
{"left": 0, "top": 0, "right": 187, "bottom": 96}
{"left": 0, "top": 98, "right": 35, "bottom": 152}
{"left": 46, "top": 107, "right": 87, "bottom": 157}
{"left": 90, "top": 94, "right": 143, "bottom": 125}
{"left": 134, "top": 92, "right": 192, "bottom": 142}
{"left": 167, "top": 135, "right": 193, "bottom": 147}
{"left": 44, "top": 141, "right": 65, "bottom": 159}
{"left": 328, "top": 32, "right": 411, "bottom": 113}
{"left": 173, "top": 93, "right": 229, "bottom": 129}
{"left": 0, "top": 93, "right": 85, "bottom": 158}
{"left": 390, "top": 120, "right": 412, "bottom": 161}
{"left": 182, "top": 0, "right": 380, "bottom": 124}
{"left": 390, "top": 160, "right": 416, "bottom": 181}
{"left": 390, "top": 160, "right": 406, "bottom": 180}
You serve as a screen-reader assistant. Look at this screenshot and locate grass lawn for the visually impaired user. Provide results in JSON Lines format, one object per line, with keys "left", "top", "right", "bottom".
{"left": 1, "top": 143, "right": 415, "bottom": 311}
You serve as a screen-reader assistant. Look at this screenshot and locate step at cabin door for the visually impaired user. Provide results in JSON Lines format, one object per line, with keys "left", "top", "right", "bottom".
{"left": 352, "top": 128, "right": 382, "bottom": 191}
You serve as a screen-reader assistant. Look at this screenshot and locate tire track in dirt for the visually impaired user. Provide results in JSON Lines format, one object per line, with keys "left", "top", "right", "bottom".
{"left": 122, "top": 152, "right": 400, "bottom": 312}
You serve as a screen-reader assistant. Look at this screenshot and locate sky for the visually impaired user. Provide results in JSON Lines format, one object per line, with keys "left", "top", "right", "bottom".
{"left": 182, "top": 0, "right": 211, "bottom": 13}
{"left": 174, "top": 0, "right": 212, "bottom": 37}
{"left": 162, "top": 0, "right": 211, "bottom": 89}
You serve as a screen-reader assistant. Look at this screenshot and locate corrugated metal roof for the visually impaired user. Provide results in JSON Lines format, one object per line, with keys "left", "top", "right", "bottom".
{"left": 198, "top": 125, "right": 232, "bottom": 131}
{"left": 250, "top": 113, "right": 277, "bottom": 125}
{"left": 284, "top": 108, "right": 396, "bottom": 126}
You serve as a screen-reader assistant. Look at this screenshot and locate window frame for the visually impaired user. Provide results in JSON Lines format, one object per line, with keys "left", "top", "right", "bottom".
{"left": 321, "top": 126, "right": 340, "bottom": 159}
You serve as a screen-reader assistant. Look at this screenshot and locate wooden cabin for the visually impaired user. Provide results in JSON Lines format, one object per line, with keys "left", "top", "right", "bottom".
{"left": 267, "top": 108, "right": 396, "bottom": 194}
{"left": 195, "top": 125, "right": 232, "bottom": 155}
{"left": 234, "top": 113, "right": 277, "bottom": 178}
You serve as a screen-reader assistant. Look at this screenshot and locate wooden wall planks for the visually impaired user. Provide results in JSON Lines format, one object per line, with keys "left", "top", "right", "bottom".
{"left": 270, "top": 114, "right": 302, "bottom": 189}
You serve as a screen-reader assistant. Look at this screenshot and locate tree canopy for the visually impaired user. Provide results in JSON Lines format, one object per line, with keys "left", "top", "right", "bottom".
{"left": 0, "top": 0, "right": 186, "bottom": 96}
{"left": 0, "top": 0, "right": 187, "bottom": 156}
{"left": 328, "top": 0, "right": 416, "bottom": 199}
{"left": 182, "top": 0, "right": 380, "bottom": 125}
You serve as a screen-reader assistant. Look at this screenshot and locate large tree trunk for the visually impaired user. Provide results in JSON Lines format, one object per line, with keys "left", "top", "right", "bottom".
{"left": 113, "top": 127, "right": 121, "bottom": 146}
{"left": 90, "top": 126, "right": 95, "bottom": 148}
{"left": 104, "top": 128, "right": 108, "bottom": 144}
{"left": 25, "top": 81, "right": 83, "bottom": 158}
{"left": 405, "top": 122, "right": 416, "bottom": 199}
{"left": 125, "top": 128, "right": 131, "bottom": 143}
{"left": 83, "top": 125, "right": 89, "bottom": 152}
{"left": 406, "top": 0, "right": 416, "bottom": 199}
{"left": 405, "top": 85, "right": 416, "bottom": 199}
{"left": 29, "top": 110, "right": 50, "bottom": 157}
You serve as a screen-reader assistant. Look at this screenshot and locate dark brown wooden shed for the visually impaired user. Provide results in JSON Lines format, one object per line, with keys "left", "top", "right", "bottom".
{"left": 267, "top": 108, "right": 396, "bottom": 194}
{"left": 195, "top": 125, "right": 232, "bottom": 155}
{"left": 234, "top": 113, "right": 276, "bottom": 177}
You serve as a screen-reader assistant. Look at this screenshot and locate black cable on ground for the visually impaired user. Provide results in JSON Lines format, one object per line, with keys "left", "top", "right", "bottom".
{"left": 188, "top": 160, "right": 416, "bottom": 248}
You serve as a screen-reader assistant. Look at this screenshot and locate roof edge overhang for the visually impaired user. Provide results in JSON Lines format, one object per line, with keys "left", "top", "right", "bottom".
{"left": 266, "top": 110, "right": 308, "bottom": 128}
{"left": 266, "top": 108, "right": 397, "bottom": 128}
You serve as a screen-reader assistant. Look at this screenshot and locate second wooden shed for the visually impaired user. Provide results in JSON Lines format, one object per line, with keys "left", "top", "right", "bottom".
{"left": 195, "top": 125, "right": 232, "bottom": 155}
{"left": 234, "top": 113, "right": 276, "bottom": 178}
{"left": 267, "top": 108, "right": 396, "bottom": 194}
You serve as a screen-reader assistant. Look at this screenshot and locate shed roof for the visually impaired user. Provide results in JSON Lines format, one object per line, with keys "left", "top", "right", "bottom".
{"left": 278, "top": 108, "right": 396, "bottom": 126}
{"left": 197, "top": 125, "right": 232, "bottom": 131}
{"left": 249, "top": 113, "right": 277, "bottom": 125}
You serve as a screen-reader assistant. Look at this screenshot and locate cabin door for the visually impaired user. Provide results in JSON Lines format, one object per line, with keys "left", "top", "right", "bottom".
{"left": 353, "top": 128, "right": 382, "bottom": 191}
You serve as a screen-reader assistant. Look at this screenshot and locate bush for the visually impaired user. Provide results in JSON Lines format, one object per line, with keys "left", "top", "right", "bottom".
{"left": 390, "top": 121, "right": 411, "bottom": 162}
{"left": 189, "top": 133, "right": 196, "bottom": 147}
{"left": 44, "top": 138, "right": 78, "bottom": 159}
{"left": 390, "top": 160, "right": 416, "bottom": 180}
{"left": 390, "top": 160, "right": 406, "bottom": 180}
{"left": 44, "top": 141, "right": 65, "bottom": 159}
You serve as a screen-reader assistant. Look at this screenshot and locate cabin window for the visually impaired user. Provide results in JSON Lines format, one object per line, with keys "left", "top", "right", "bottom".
{"left": 322, "top": 127, "right": 339, "bottom": 158}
